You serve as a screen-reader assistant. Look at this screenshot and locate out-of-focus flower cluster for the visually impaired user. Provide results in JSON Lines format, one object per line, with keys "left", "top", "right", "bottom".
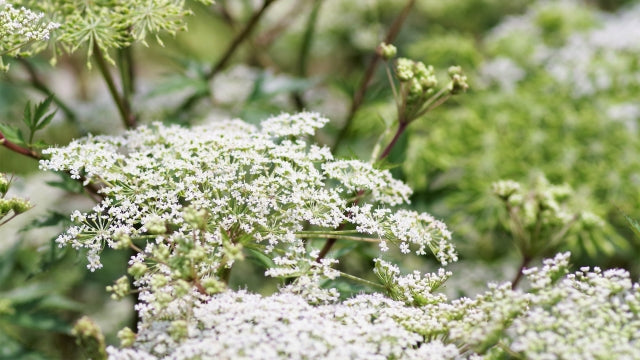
{"left": 405, "top": 0, "right": 640, "bottom": 265}
{"left": 40, "top": 112, "right": 455, "bottom": 322}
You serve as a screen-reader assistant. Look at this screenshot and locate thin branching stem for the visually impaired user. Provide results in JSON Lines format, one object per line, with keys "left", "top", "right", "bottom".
{"left": 0, "top": 132, "right": 39, "bottom": 159}
{"left": 332, "top": 0, "right": 416, "bottom": 152}
{"left": 175, "top": 0, "right": 278, "bottom": 115}
{"left": 338, "top": 270, "right": 386, "bottom": 290}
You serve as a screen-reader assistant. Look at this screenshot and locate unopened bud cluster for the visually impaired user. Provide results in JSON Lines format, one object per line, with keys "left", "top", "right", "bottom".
{"left": 0, "top": 173, "right": 32, "bottom": 225}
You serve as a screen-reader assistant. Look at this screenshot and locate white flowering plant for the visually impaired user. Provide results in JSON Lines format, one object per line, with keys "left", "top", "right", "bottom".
{"left": 1, "top": 0, "right": 640, "bottom": 359}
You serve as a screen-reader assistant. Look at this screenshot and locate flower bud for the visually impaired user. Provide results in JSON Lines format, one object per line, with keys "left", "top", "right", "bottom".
{"left": 127, "top": 262, "right": 148, "bottom": 279}
{"left": 377, "top": 42, "right": 397, "bottom": 60}
{"left": 117, "top": 327, "right": 136, "bottom": 348}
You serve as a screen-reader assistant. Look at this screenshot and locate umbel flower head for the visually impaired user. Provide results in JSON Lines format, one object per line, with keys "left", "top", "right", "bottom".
{"left": 41, "top": 112, "right": 456, "bottom": 318}
{"left": 0, "top": 2, "right": 60, "bottom": 70}
{"left": 105, "top": 252, "right": 640, "bottom": 359}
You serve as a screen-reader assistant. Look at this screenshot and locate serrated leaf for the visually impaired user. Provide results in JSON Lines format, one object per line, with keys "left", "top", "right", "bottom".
{"left": 22, "top": 100, "right": 32, "bottom": 128}
{"left": 33, "top": 96, "right": 54, "bottom": 124}
{"left": 35, "top": 110, "right": 56, "bottom": 131}
{"left": 0, "top": 123, "right": 26, "bottom": 145}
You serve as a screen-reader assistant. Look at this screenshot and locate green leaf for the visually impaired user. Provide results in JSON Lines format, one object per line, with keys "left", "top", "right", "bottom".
{"left": 1, "top": 283, "right": 57, "bottom": 304}
{"left": 1, "top": 311, "right": 72, "bottom": 333}
{"left": 0, "top": 240, "right": 21, "bottom": 286}
{"left": 36, "top": 295, "right": 85, "bottom": 312}
{"left": 35, "top": 111, "right": 56, "bottom": 131}
{"left": 0, "top": 123, "right": 26, "bottom": 145}
{"left": 144, "top": 75, "right": 209, "bottom": 99}
{"left": 20, "top": 211, "right": 69, "bottom": 233}
{"left": 45, "top": 173, "right": 84, "bottom": 194}
{"left": 625, "top": 213, "right": 640, "bottom": 240}
{"left": 33, "top": 96, "right": 54, "bottom": 125}
{"left": 245, "top": 248, "right": 275, "bottom": 269}
{"left": 22, "top": 100, "right": 32, "bottom": 129}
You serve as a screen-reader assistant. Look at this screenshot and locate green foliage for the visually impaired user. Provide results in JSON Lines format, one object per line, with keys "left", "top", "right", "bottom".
{"left": 404, "top": 1, "right": 640, "bottom": 268}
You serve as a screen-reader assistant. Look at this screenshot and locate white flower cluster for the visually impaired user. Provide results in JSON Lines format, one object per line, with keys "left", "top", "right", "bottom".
{"left": 107, "top": 290, "right": 461, "bottom": 360}
{"left": 485, "top": 0, "right": 640, "bottom": 98}
{"left": 40, "top": 112, "right": 455, "bottom": 320}
{"left": 107, "top": 251, "right": 640, "bottom": 359}
{"left": 0, "top": 2, "right": 59, "bottom": 69}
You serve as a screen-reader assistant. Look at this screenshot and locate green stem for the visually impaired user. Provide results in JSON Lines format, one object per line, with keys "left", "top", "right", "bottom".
{"left": 92, "top": 43, "right": 136, "bottom": 129}
{"left": 118, "top": 47, "right": 135, "bottom": 103}
{"left": 338, "top": 271, "right": 386, "bottom": 290}
{"left": 292, "top": 0, "right": 322, "bottom": 111}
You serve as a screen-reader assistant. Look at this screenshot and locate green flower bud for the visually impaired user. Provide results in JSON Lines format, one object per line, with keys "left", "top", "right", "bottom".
{"left": 0, "top": 174, "right": 8, "bottom": 195}
{"left": 201, "top": 277, "right": 226, "bottom": 295}
{"left": 155, "top": 291, "right": 172, "bottom": 308}
{"left": 183, "top": 206, "right": 208, "bottom": 230}
{"left": 72, "top": 316, "right": 107, "bottom": 360}
{"left": 169, "top": 320, "right": 188, "bottom": 341}
{"left": 117, "top": 327, "right": 136, "bottom": 348}
{"left": 174, "top": 279, "right": 191, "bottom": 297}
{"left": 145, "top": 216, "right": 166, "bottom": 235}
{"left": 187, "top": 246, "right": 206, "bottom": 261}
{"left": 8, "top": 198, "right": 31, "bottom": 214}
{"left": 112, "top": 231, "right": 132, "bottom": 250}
{"left": 153, "top": 244, "right": 170, "bottom": 262}
{"left": 0, "top": 199, "right": 10, "bottom": 216}
{"left": 447, "top": 66, "right": 469, "bottom": 94}
{"left": 150, "top": 274, "right": 168, "bottom": 290}
{"left": 377, "top": 42, "right": 397, "bottom": 60}
{"left": 106, "top": 276, "right": 130, "bottom": 300}
{"left": 127, "top": 262, "right": 148, "bottom": 279}
{"left": 396, "top": 58, "right": 414, "bottom": 81}
{"left": 492, "top": 180, "right": 521, "bottom": 200}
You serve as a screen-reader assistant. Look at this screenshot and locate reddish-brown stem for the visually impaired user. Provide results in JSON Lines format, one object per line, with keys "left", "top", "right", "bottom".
{"left": 378, "top": 121, "right": 408, "bottom": 161}
{"left": 332, "top": 0, "right": 416, "bottom": 152}
{"left": 0, "top": 132, "right": 39, "bottom": 159}
{"left": 1, "top": 130, "right": 103, "bottom": 200}
{"left": 205, "top": 0, "right": 277, "bottom": 81}
{"left": 511, "top": 256, "right": 531, "bottom": 289}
